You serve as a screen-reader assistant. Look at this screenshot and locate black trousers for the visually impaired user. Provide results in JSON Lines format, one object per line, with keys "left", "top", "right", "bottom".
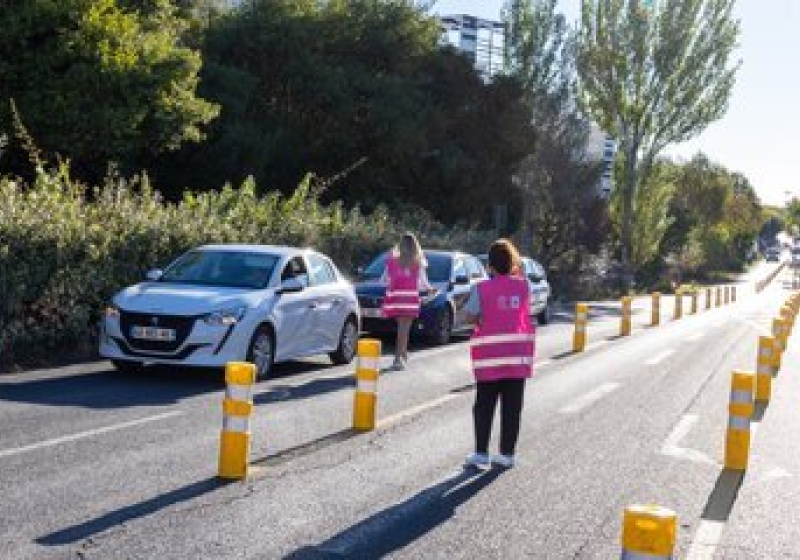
{"left": 473, "top": 378, "right": 526, "bottom": 456}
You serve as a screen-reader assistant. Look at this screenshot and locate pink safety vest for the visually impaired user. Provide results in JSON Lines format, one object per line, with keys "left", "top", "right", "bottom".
{"left": 382, "top": 255, "right": 421, "bottom": 318}
{"left": 470, "top": 275, "right": 535, "bottom": 381}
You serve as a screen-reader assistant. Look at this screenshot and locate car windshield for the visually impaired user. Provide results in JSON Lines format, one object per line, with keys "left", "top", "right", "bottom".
{"left": 362, "top": 252, "right": 452, "bottom": 283}
{"left": 160, "top": 250, "right": 280, "bottom": 289}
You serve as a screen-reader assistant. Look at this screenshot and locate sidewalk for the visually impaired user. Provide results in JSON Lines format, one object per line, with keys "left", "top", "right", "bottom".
{"left": 711, "top": 297, "right": 800, "bottom": 558}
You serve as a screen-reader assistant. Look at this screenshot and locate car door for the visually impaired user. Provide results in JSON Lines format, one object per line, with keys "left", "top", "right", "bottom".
{"left": 307, "top": 253, "right": 348, "bottom": 351}
{"left": 272, "top": 255, "right": 318, "bottom": 361}
{"left": 450, "top": 257, "right": 473, "bottom": 329}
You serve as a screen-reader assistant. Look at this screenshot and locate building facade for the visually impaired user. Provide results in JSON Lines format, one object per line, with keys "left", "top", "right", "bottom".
{"left": 439, "top": 14, "right": 505, "bottom": 79}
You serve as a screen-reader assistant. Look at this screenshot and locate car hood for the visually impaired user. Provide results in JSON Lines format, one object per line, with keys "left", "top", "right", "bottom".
{"left": 114, "top": 282, "right": 269, "bottom": 316}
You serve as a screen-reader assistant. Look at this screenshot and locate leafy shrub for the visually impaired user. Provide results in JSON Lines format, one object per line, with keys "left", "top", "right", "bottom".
{"left": 0, "top": 167, "right": 492, "bottom": 368}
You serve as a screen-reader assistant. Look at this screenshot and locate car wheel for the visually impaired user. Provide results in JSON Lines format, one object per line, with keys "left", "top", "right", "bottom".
{"left": 428, "top": 307, "right": 453, "bottom": 345}
{"left": 329, "top": 316, "right": 358, "bottom": 365}
{"left": 537, "top": 304, "right": 551, "bottom": 325}
{"left": 247, "top": 325, "right": 275, "bottom": 379}
{"left": 111, "top": 360, "right": 143, "bottom": 375}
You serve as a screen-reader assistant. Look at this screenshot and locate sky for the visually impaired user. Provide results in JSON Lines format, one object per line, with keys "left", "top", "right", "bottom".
{"left": 432, "top": 0, "right": 800, "bottom": 207}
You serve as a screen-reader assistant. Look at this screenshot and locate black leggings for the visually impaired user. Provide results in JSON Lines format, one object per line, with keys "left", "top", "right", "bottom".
{"left": 473, "top": 379, "right": 526, "bottom": 456}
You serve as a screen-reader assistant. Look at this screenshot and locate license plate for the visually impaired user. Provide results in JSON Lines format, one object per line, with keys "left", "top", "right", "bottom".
{"left": 131, "top": 325, "right": 176, "bottom": 342}
{"left": 361, "top": 308, "right": 384, "bottom": 319}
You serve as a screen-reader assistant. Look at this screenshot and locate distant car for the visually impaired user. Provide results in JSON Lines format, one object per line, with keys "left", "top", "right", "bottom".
{"left": 765, "top": 247, "right": 781, "bottom": 262}
{"left": 355, "top": 250, "right": 487, "bottom": 344}
{"left": 477, "top": 254, "right": 552, "bottom": 325}
{"left": 99, "top": 245, "right": 360, "bottom": 378}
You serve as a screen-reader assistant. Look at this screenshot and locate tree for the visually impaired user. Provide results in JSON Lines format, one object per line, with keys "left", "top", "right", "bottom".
{"left": 576, "top": 0, "right": 740, "bottom": 278}
{"left": 503, "top": 0, "right": 605, "bottom": 261}
{"left": 0, "top": 0, "right": 219, "bottom": 179}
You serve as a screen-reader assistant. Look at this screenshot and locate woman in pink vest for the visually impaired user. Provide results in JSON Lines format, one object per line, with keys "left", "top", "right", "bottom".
{"left": 381, "top": 233, "right": 433, "bottom": 370}
{"left": 464, "top": 239, "right": 534, "bottom": 468}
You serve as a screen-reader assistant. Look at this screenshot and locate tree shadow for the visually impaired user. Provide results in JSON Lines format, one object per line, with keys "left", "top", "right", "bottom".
{"left": 37, "top": 477, "right": 231, "bottom": 546}
{"left": 284, "top": 466, "right": 504, "bottom": 559}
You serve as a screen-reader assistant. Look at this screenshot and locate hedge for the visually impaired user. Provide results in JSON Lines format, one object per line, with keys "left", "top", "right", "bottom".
{"left": 0, "top": 166, "right": 492, "bottom": 368}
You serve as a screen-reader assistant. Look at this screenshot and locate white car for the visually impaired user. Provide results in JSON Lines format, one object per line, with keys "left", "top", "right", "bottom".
{"left": 99, "top": 245, "right": 360, "bottom": 377}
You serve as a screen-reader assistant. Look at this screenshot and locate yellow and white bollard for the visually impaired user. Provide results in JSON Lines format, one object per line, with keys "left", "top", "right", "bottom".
{"left": 218, "top": 361, "right": 257, "bottom": 480}
{"left": 725, "top": 371, "right": 755, "bottom": 471}
{"left": 755, "top": 336, "right": 777, "bottom": 403}
{"left": 353, "top": 339, "right": 381, "bottom": 431}
{"left": 690, "top": 290, "right": 698, "bottom": 314}
{"left": 706, "top": 287, "right": 712, "bottom": 310}
{"left": 651, "top": 292, "right": 661, "bottom": 326}
{"left": 773, "top": 318, "right": 790, "bottom": 353}
{"left": 673, "top": 290, "right": 683, "bottom": 320}
{"left": 621, "top": 505, "right": 677, "bottom": 560}
{"left": 732, "top": 285, "right": 737, "bottom": 302}
{"left": 574, "top": 303, "right": 588, "bottom": 352}
{"left": 716, "top": 287, "right": 722, "bottom": 307}
{"left": 724, "top": 286, "right": 730, "bottom": 305}
{"left": 621, "top": 296, "right": 632, "bottom": 336}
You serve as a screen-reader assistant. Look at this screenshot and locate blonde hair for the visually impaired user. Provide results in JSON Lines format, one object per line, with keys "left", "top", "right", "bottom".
{"left": 394, "top": 232, "right": 424, "bottom": 268}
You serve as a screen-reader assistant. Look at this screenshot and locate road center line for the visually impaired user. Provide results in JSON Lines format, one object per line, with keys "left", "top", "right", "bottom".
{"left": 559, "top": 383, "right": 620, "bottom": 414}
{"left": 644, "top": 349, "right": 675, "bottom": 366}
{"left": 685, "top": 519, "right": 726, "bottom": 560}
{"left": 660, "top": 414, "right": 716, "bottom": 465}
{"left": 0, "top": 411, "right": 184, "bottom": 460}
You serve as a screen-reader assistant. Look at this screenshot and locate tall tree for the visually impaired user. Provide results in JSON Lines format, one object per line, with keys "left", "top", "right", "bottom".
{"left": 0, "top": 0, "right": 218, "bottom": 179}
{"left": 576, "top": 0, "right": 740, "bottom": 279}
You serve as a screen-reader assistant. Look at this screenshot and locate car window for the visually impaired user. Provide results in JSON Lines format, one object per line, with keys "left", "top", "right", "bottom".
{"left": 160, "top": 250, "right": 279, "bottom": 289}
{"left": 281, "top": 256, "right": 309, "bottom": 286}
{"left": 308, "top": 253, "right": 337, "bottom": 286}
{"left": 466, "top": 257, "right": 484, "bottom": 279}
{"left": 362, "top": 251, "right": 452, "bottom": 283}
{"left": 452, "top": 258, "right": 467, "bottom": 280}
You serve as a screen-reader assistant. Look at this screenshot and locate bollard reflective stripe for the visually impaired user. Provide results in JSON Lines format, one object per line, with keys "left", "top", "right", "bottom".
{"left": 575, "top": 324, "right": 586, "bottom": 332}
{"left": 621, "top": 552, "right": 671, "bottom": 560}
{"left": 357, "top": 379, "right": 378, "bottom": 394}
{"left": 223, "top": 416, "right": 250, "bottom": 433}
{"left": 357, "top": 356, "right": 380, "bottom": 371}
{"left": 226, "top": 383, "right": 253, "bottom": 402}
{"left": 730, "top": 390, "right": 753, "bottom": 404}
{"left": 728, "top": 416, "right": 750, "bottom": 431}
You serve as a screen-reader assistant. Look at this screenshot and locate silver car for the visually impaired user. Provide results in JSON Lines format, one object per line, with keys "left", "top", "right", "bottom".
{"left": 477, "top": 254, "right": 552, "bottom": 325}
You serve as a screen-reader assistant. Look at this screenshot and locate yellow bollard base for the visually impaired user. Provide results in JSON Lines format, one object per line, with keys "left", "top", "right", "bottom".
{"left": 353, "top": 392, "right": 377, "bottom": 431}
{"left": 218, "top": 430, "right": 251, "bottom": 480}
{"left": 725, "top": 429, "right": 751, "bottom": 471}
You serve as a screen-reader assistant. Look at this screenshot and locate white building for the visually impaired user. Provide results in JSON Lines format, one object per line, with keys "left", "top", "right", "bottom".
{"left": 439, "top": 14, "right": 505, "bottom": 79}
{"left": 584, "top": 122, "right": 617, "bottom": 198}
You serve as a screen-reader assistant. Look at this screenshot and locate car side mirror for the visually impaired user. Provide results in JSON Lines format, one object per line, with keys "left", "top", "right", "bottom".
{"left": 454, "top": 275, "right": 470, "bottom": 285}
{"left": 278, "top": 277, "right": 305, "bottom": 294}
{"left": 146, "top": 269, "right": 163, "bottom": 281}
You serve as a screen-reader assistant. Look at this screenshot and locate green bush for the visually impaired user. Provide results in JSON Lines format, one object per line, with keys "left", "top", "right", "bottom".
{"left": 0, "top": 166, "right": 492, "bottom": 368}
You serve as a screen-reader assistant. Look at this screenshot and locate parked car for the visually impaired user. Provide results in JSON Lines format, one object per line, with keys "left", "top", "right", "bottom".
{"left": 355, "top": 250, "right": 487, "bottom": 344}
{"left": 765, "top": 246, "right": 781, "bottom": 262}
{"left": 99, "top": 245, "right": 360, "bottom": 377}
{"left": 477, "top": 254, "right": 552, "bottom": 325}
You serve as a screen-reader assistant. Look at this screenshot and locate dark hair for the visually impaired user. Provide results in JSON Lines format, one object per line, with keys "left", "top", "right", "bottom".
{"left": 487, "top": 238, "right": 521, "bottom": 275}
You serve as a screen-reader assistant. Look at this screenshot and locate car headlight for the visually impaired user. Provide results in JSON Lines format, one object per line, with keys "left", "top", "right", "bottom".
{"left": 421, "top": 289, "right": 440, "bottom": 305}
{"left": 104, "top": 305, "right": 120, "bottom": 318}
{"left": 203, "top": 306, "right": 247, "bottom": 326}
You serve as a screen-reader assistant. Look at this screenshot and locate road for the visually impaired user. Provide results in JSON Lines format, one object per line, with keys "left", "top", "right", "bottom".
{"left": 0, "top": 263, "right": 794, "bottom": 559}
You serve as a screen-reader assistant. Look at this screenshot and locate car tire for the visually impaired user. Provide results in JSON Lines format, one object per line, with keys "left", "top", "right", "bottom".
{"left": 247, "top": 325, "right": 275, "bottom": 379}
{"left": 537, "top": 304, "right": 551, "bottom": 325}
{"left": 329, "top": 316, "right": 359, "bottom": 365}
{"left": 428, "top": 307, "right": 453, "bottom": 345}
{"left": 111, "top": 360, "right": 144, "bottom": 375}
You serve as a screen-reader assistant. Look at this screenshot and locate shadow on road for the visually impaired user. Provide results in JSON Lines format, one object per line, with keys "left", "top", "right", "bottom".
{"left": 36, "top": 477, "right": 232, "bottom": 546}
{"left": 284, "top": 466, "right": 504, "bottom": 559}
{"left": 701, "top": 468, "right": 745, "bottom": 522}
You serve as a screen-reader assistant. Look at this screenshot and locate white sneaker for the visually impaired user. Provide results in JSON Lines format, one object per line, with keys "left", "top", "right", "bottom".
{"left": 492, "top": 454, "right": 515, "bottom": 468}
{"left": 464, "top": 452, "right": 491, "bottom": 468}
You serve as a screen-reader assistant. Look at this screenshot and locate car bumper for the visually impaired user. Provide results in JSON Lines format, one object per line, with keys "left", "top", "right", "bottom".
{"left": 99, "top": 316, "right": 250, "bottom": 368}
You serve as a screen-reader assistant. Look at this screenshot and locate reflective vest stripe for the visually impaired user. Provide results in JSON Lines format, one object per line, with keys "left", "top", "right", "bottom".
{"left": 386, "top": 290, "right": 419, "bottom": 297}
{"left": 223, "top": 416, "right": 250, "bottom": 433}
{"left": 473, "top": 356, "right": 534, "bottom": 368}
{"left": 472, "top": 333, "right": 536, "bottom": 346}
{"left": 382, "top": 303, "right": 419, "bottom": 309}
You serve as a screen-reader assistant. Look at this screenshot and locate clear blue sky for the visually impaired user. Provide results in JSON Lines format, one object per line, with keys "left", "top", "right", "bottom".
{"left": 433, "top": 0, "right": 800, "bottom": 207}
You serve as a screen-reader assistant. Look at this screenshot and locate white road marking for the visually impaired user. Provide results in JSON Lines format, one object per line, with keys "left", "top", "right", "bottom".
{"left": 685, "top": 520, "right": 726, "bottom": 560}
{"left": 644, "top": 349, "right": 675, "bottom": 366}
{"left": 750, "top": 466, "right": 791, "bottom": 486}
{"left": 686, "top": 332, "right": 706, "bottom": 342}
{"left": 559, "top": 383, "right": 620, "bottom": 414}
{"left": 0, "top": 411, "right": 184, "bottom": 460}
{"left": 660, "top": 414, "right": 716, "bottom": 465}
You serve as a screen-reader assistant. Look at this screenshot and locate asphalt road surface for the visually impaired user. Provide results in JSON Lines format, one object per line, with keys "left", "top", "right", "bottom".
{"left": 1, "top": 262, "right": 795, "bottom": 559}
